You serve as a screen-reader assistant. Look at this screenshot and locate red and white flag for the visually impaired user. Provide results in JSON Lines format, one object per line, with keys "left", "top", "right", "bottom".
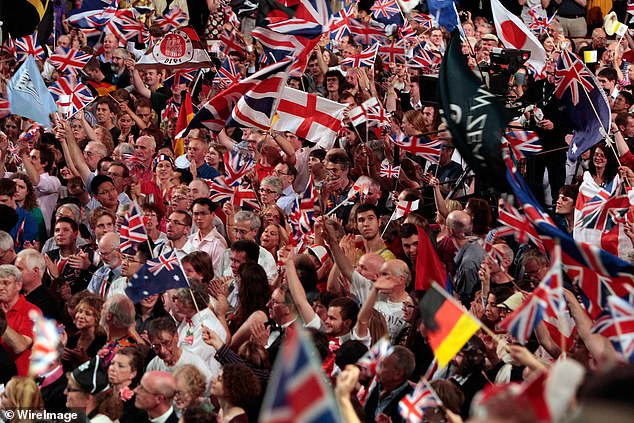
{"left": 491, "top": 0, "right": 546, "bottom": 76}
{"left": 272, "top": 86, "right": 347, "bottom": 149}
{"left": 394, "top": 199, "right": 419, "bottom": 219}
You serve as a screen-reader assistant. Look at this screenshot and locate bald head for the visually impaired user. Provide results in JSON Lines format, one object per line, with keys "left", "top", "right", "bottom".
{"left": 381, "top": 259, "right": 411, "bottom": 287}
{"left": 447, "top": 210, "right": 473, "bottom": 240}
{"left": 99, "top": 232, "right": 120, "bottom": 250}
{"left": 357, "top": 252, "right": 385, "bottom": 281}
{"left": 145, "top": 371, "right": 176, "bottom": 398}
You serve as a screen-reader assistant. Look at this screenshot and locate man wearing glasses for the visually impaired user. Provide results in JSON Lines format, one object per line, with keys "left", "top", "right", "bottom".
{"left": 145, "top": 317, "right": 213, "bottom": 385}
{"left": 134, "top": 370, "right": 180, "bottom": 423}
{"left": 87, "top": 232, "right": 122, "bottom": 299}
{"left": 272, "top": 162, "right": 298, "bottom": 214}
{"left": 154, "top": 210, "right": 194, "bottom": 260}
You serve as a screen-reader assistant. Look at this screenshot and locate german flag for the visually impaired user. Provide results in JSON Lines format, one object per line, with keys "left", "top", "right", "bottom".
{"left": 419, "top": 283, "right": 481, "bottom": 368}
{"left": 173, "top": 92, "right": 194, "bottom": 156}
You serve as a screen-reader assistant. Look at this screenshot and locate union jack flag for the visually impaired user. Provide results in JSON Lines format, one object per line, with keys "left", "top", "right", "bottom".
{"left": 48, "top": 75, "right": 95, "bottom": 116}
{"left": 213, "top": 57, "right": 242, "bottom": 86}
{"left": 409, "top": 44, "right": 442, "bottom": 73}
{"left": 378, "top": 39, "right": 408, "bottom": 64}
{"left": 483, "top": 239, "right": 506, "bottom": 269}
{"left": 14, "top": 32, "right": 46, "bottom": 62}
{"left": 288, "top": 176, "right": 318, "bottom": 249}
{"left": 340, "top": 43, "right": 379, "bottom": 68}
{"left": 219, "top": 29, "right": 247, "bottom": 54}
{"left": 154, "top": 6, "right": 188, "bottom": 31}
{"left": 126, "top": 251, "right": 190, "bottom": 303}
{"left": 499, "top": 243, "right": 565, "bottom": 344}
{"left": 329, "top": 4, "right": 356, "bottom": 42}
{"left": 554, "top": 50, "right": 595, "bottom": 106}
{"left": 3, "top": 36, "right": 16, "bottom": 58}
{"left": 399, "top": 380, "right": 442, "bottom": 422}
{"left": 371, "top": 0, "right": 403, "bottom": 25}
{"left": 527, "top": 7, "right": 554, "bottom": 35}
{"left": 29, "top": 311, "right": 61, "bottom": 377}
{"left": 349, "top": 18, "right": 388, "bottom": 45}
{"left": 504, "top": 131, "right": 542, "bottom": 160}
{"left": 392, "top": 136, "right": 442, "bottom": 164}
{"left": 364, "top": 97, "right": 391, "bottom": 128}
{"left": 411, "top": 12, "right": 434, "bottom": 29}
{"left": 496, "top": 200, "right": 545, "bottom": 251}
{"left": 259, "top": 324, "right": 341, "bottom": 423}
{"left": 356, "top": 337, "right": 393, "bottom": 377}
{"left": 49, "top": 47, "right": 92, "bottom": 75}
{"left": 0, "top": 95, "right": 9, "bottom": 119}
{"left": 607, "top": 296, "right": 634, "bottom": 362}
{"left": 120, "top": 203, "right": 148, "bottom": 254}
{"left": 264, "top": 0, "right": 332, "bottom": 40}
{"left": 380, "top": 163, "right": 400, "bottom": 178}
{"left": 163, "top": 69, "right": 197, "bottom": 89}
{"left": 208, "top": 180, "right": 261, "bottom": 210}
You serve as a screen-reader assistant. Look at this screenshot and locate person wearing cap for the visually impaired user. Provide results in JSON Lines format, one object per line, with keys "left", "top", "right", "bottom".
{"left": 134, "top": 371, "right": 179, "bottom": 423}
{"left": 66, "top": 356, "right": 123, "bottom": 422}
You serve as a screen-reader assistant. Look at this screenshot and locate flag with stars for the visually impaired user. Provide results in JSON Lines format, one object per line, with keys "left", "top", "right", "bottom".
{"left": 125, "top": 251, "right": 190, "bottom": 303}
{"left": 554, "top": 49, "right": 610, "bottom": 160}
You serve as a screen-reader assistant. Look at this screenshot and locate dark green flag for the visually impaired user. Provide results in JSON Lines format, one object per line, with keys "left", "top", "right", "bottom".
{"left": 438, "top": 33, "right": 510, "bottom": 192}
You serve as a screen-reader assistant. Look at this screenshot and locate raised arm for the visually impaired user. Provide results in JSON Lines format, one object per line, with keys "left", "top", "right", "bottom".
{"left": 280, "top": 246, "right": 318, "bottom": 325}
{"left": 59, "top": 118, "right": 92, "bottom": 183}
{"left": 270, "top": 131, "right": 297, "bottom": 166}
{"left": 320, "top": 217, "right": 355, "bottom": 281}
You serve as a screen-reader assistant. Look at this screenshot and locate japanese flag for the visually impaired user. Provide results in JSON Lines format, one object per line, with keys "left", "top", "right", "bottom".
{"left": 491, "top": 0, "right": 546, "bottom": 76}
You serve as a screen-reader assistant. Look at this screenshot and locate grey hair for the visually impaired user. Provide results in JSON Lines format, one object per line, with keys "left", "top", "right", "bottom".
{"left": 261, "top": 176, "right": 283, "bottom": 195}
{"left": 234, "top": 210, "right": 261, "bottom": 231}
{"left": 389, "top": 345, "right": 416, "bottom": 378}
{"left": 104, "top": 294, "right": 135, "bottom": 329}
{"left": 57, "top": 203, "right": 82, "bottom": 223}
{"left": 16, "top": 249, "right": 46, "bottom": 274}
{"left": 116, "top": 142, "right": 135, "bottom": 156}
{"left": 86, "top": 141, "right": 108, "bottom": 158}
{"left": 0, "top": 231, "right": 13, "bottom": 252}
{"left": 0, "top": 264, "right": 22, "bottom": 283}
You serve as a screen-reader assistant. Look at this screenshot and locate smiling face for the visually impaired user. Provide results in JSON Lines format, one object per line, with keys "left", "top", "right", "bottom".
{"left": 74, "top": 303, "right": 98, "bottom": 330}
{"left": 260, "top": 224, "right": 281, "bottom": 250}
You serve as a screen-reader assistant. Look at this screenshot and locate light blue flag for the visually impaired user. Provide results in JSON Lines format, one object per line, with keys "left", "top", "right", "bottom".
{"left": 7, "top": 55, "right": 57, "bottom": 127}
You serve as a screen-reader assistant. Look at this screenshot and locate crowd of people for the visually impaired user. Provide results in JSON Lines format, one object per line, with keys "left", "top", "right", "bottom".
{"left": 0, "top": 0, "right": 633, "bottom": 422}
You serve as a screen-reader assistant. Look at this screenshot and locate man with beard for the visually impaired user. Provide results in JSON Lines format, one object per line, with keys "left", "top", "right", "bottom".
{"left": 110, "top": 48, "right": 132, "bottom": 89}
{"left": 154, "top": 210, "right": 194, "bottom": 259}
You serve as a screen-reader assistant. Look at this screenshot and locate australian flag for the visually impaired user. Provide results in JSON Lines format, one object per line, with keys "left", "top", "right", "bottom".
{"left": 554, "top": 50, "right": 611, "bottom": 161}
{"left": 259, "top": 324, "right": 341, "bottom": 423}
{"left": 125, "top": 251, "right": 189, "bottom": 303}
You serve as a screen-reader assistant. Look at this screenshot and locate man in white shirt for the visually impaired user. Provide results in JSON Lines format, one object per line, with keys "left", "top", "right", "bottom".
{"left": 20, "top": 147, "right": 60, "bottom": 232}
{"left": 155, "top": 210, "right": 194, "bottom": 259}
{"left": 189, "top": 198, "right": 226, "bottom": 272}
{"left": 219, "top": 210, "right": 278, "bottom": 282}
{"left": 146, "top": 316, "right": 213, "bottom": 386}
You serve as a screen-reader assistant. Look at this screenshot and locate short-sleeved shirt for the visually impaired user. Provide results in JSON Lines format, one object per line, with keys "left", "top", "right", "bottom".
{"left": 1, "top": 296, "right": 41, "bottom": 376}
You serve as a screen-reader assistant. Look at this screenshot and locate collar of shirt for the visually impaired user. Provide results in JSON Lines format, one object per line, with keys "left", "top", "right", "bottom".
{"left": 150, "top": 406, "right": 174, "bottom": 423}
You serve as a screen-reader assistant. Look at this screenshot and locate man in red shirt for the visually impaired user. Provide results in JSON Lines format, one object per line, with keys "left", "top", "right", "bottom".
{"left": 0, "top": 264, "right": 41, "bottom": 376}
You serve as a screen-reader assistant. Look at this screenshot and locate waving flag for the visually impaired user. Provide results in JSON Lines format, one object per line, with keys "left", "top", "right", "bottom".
{"left": 163, "top": 68, "right": 198, "bottom": 89}
{"left": 340, "top": 43, "right": 379, "bottom": 68}
{"left": 371, "top": 0, "right": 404, "bottom": 26}
{"left": 348, "top": 18, "right": 389, "bottom": 45}
{"left": 499, "top": 243, "right": 565, "bottom": 344}
{"left": 209, "top": 181, "right": 260, "bottom": 210}
{"left": 527, "top": 7, "right": 553, "bottom": 35}
{"left": 49, "top": 47, "right": 92, "bottom": 75}
{"left": 606, "top": 296, "right": 634, "bottom": 362}
{"left": 213, "top": 57, "right": 242, "bottom": 86}
{"left": 439, "top": 33, "right": 510, "bottom": 192}
{"left": 48, "top": 75, "right": 95, "bottom": 116}
{"left": 356, "top": 337, "right": 393, "bottom": 377}
{"left": 154, "top": 6, "right": 188, "bottom": 31}
{"left": 228, "top": 59, "right": 292, "bottom": 130}
{"left": 259, "top": 324, "right": 341, "bottom": 423}
{"left": 126, "top": 251, "right": 190, "bottom": 303}
{"left": 219, "top": 29, "right": 247, "bottom": 54}
{"left": 427, "top": 0, "right": 459, "bottom": 31}
{"left": 288, "top": 176, "right": 318, "bottom": 249}
{"left": 0, "top": 94, "right": 10, "bottom": 119}
{"left": 119, "top": 203, "right": 149, "bottom": 255}
{"left": 251, "top": 25, "right": 320, "bottom": 71}
{"left": 261, "top": 0, "right": 332, "bottom": 39}
{"left": 393, "top": 199, "right": 419, "bottom": 220}
{"left": 554, "top": 50, "right": 611, "bottom": 160}
{"left": 496, "top": 199, "right": 545, "bottom": 250}
{"left": 399, "top": 380, "right": 442, "bottom": 422}
{"left": 188, "top": 60, "right": 292, "bottom": 133}
{"left": 28, "top": 311, "right": 61, "bottom": 377}
{"left": 14, "top": 31, "right": 46, "bottom": 62}
{"left": 504, "top": 131, "right": 542, "bottom": 159}
{"left": 7, "top": 55, "right": 57, "bottom": 127}
{"left": 378, "top": 39, "right": 408, "bottom": 64}
{"left": 411, "top": 12, "right": 435, "bottom": 29}
{"left": 419, "top": 282, "right": 481, "bottom": 367}
{"left": 380, "top": 163, "right": 401, "bottom": 178}
{"left": 491, "top": 0, "right": 546, "bottom": 76}
{"left": 329, "top": 4, "right": 356, "bottom": 42}
{"left": 272, "top": 86, "right": 347, "bottom": 148}
{"left": 392, "top": 136, "right": 443, "bottom": 163}
{"left": 410, "top": 44, "right": 442, "bottom": 74}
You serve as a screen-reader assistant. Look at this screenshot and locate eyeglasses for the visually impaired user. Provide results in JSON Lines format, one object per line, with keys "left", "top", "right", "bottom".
{"left": 273, "top": 170, "right": 289, "bottom": 176}
{"left": 267, "top": 298, "right": 286, "bottom": 306}
{"left": 259, "top": 188, "right": 278, "bottom": 195}
{"left": 166, "top": 219, "right": 187, "bottom": 226}
{"left": 136, "top": 384, "right": 161, "bottom": 396}
{"left": 150, "top": 338, "right": 172, "bottom": 351}
{"left": 122, "top": 255, "right": 144, "bottom": 264}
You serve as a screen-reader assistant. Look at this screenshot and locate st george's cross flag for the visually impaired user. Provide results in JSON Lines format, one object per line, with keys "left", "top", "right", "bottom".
{"left": 491, "top": 0, "right": 546, "bottom": 76}
{"left": 272, "top": 86, "right": 347, "bottom": 148}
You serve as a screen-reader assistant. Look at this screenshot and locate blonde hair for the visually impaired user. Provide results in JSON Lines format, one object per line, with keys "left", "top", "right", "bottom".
{"left": 3, "top": 377, "right": 44, "bottom": 418}
{"left": 445, "top": 199, "right": 463, "bottom": 213}
{"left": 173, "top": 365, "right": 206, "bottom": 400}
